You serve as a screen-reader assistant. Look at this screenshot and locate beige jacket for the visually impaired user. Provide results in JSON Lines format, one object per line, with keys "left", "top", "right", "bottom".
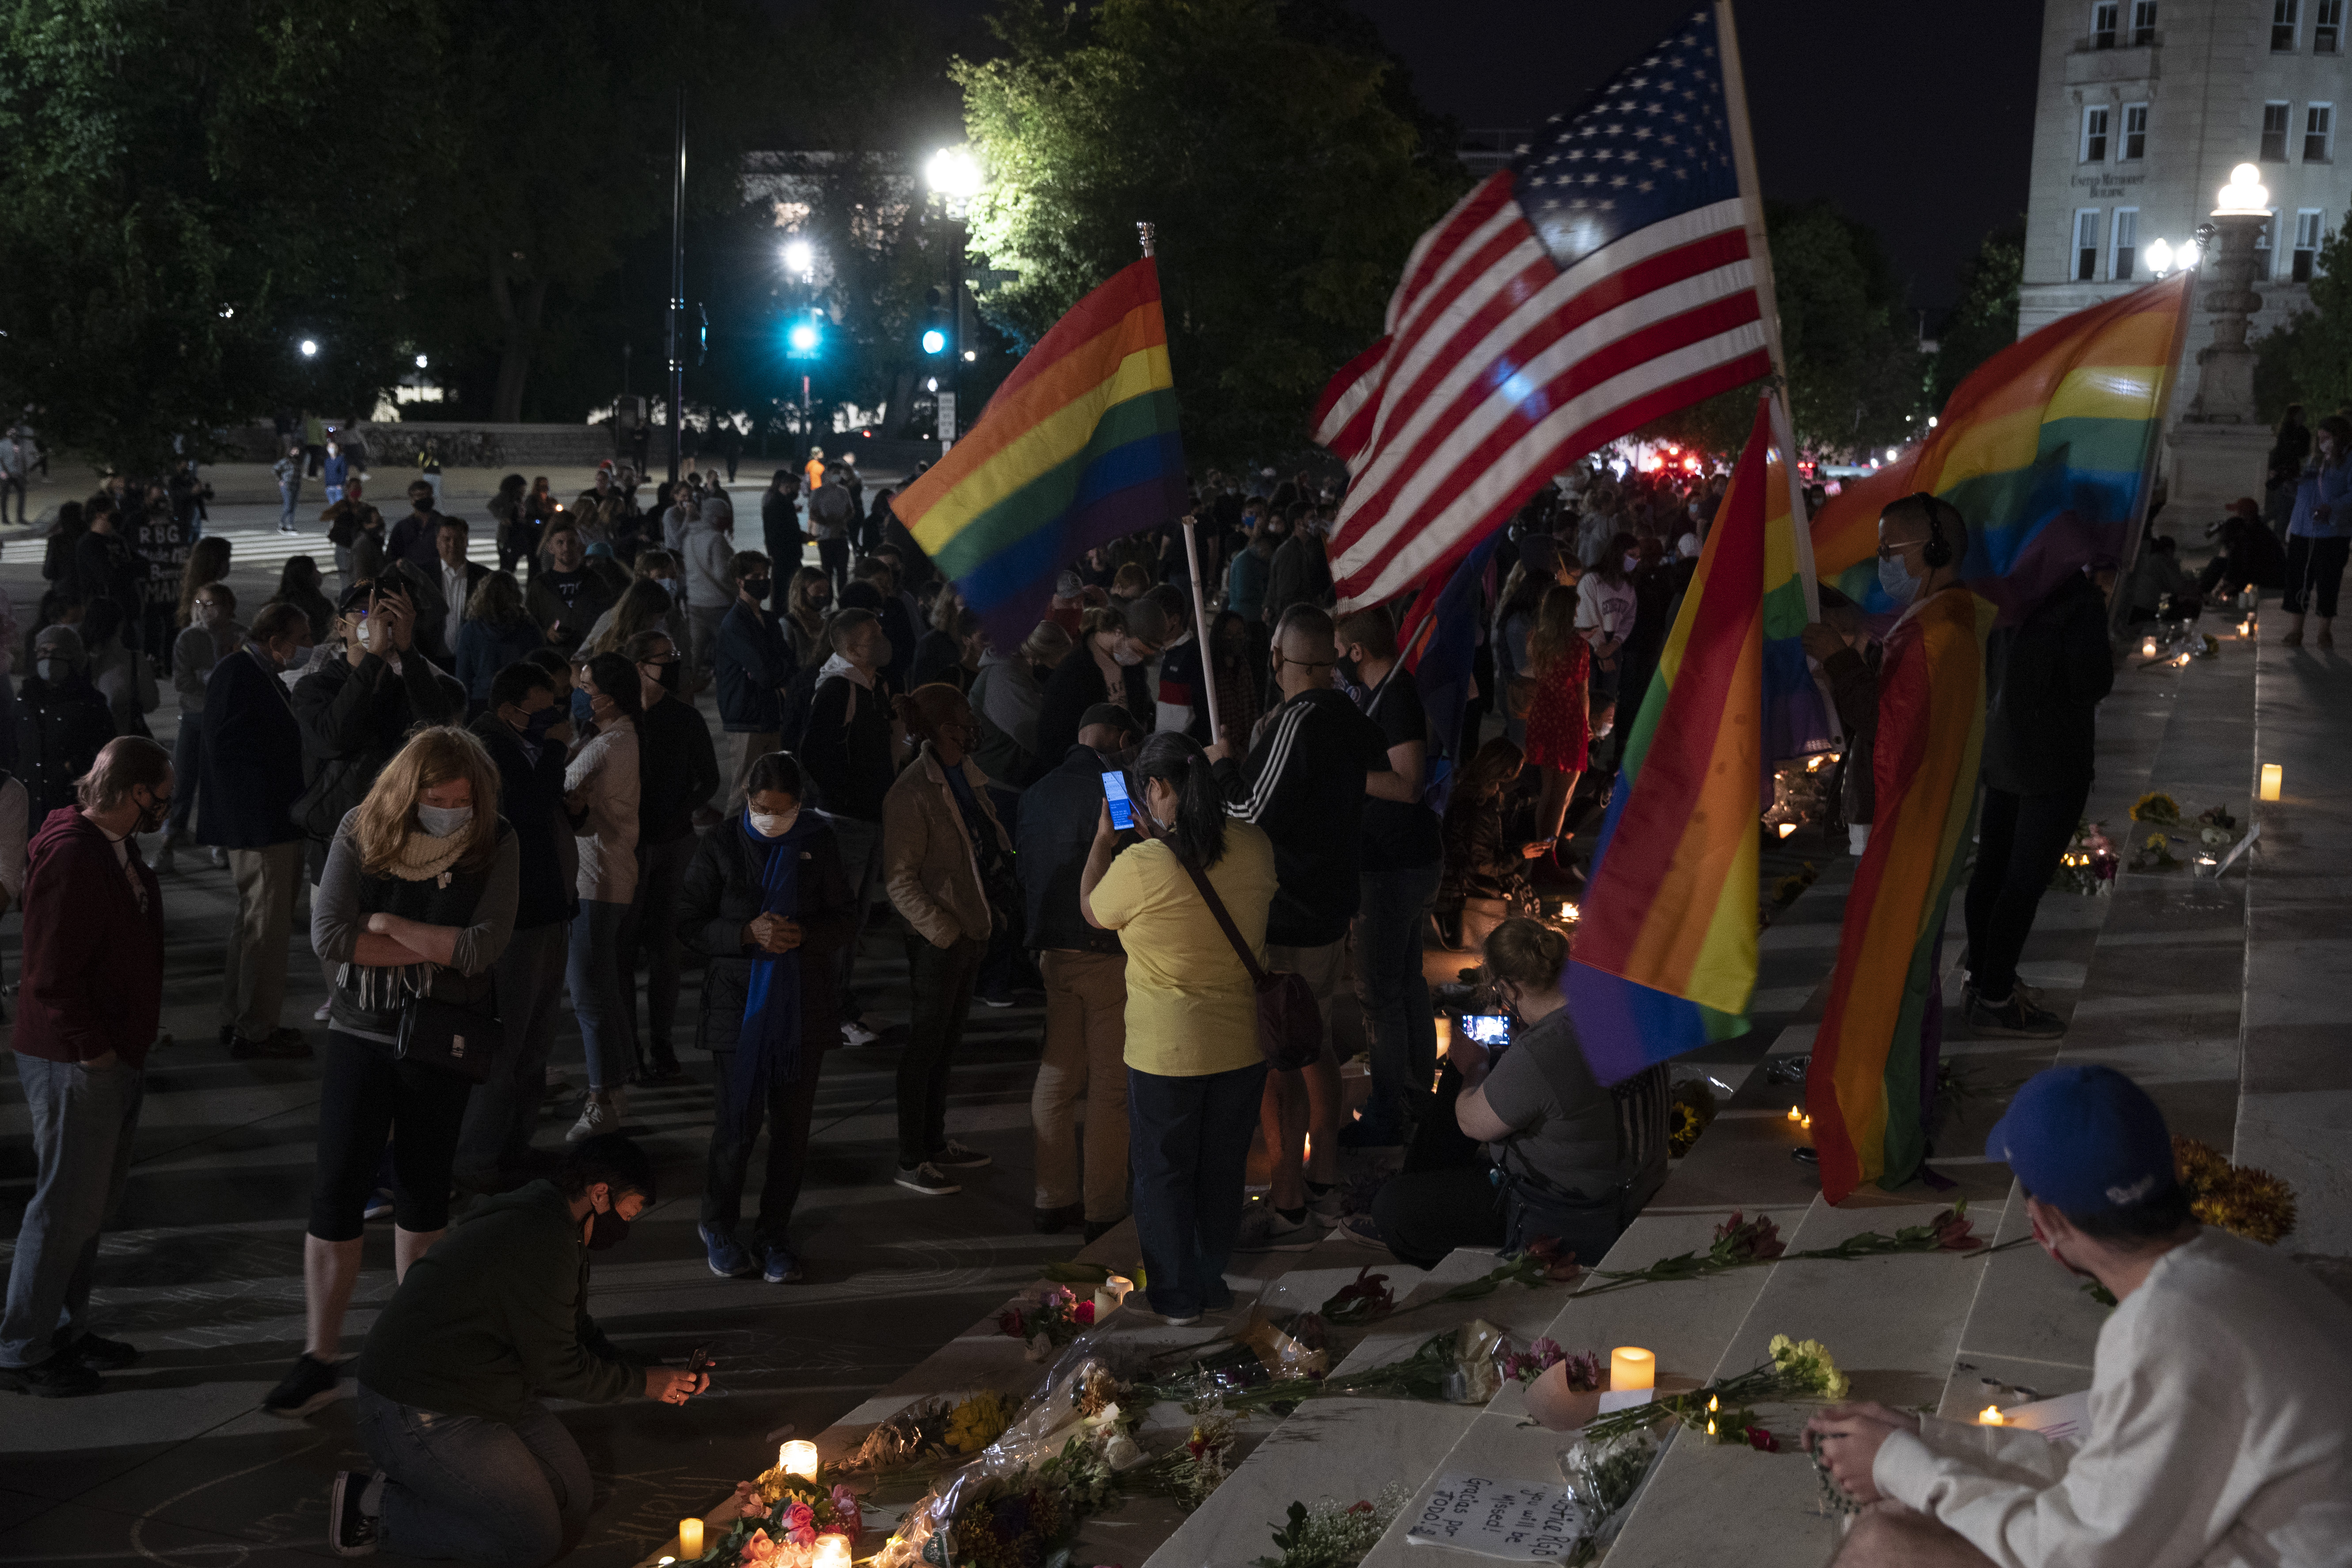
{"left": 565, "top": 718, "right": 639, "bottom": 904}
{"left": 883, "top": 744, "right": 1010, "bottom": 949}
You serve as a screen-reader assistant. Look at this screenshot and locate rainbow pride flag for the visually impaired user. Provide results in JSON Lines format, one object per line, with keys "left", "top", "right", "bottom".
{"left": 1810, "top": 273, "right": 2192, "bottom": 623}
{"left": 1566, "top": 395, "right": 1834, "bottom": 1084}
{"left": 893, "top": 258, "right": 1186, "bottom": 648}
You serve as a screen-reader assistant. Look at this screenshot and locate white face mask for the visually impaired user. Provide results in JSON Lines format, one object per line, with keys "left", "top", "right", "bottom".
{"left": 1622, "top": 552, "right": 1641, "bottom": 573}
{"left": 1877, "top": 548, "right": 1924, "bottom": 607}
{"left": 749, "top": 808, "right": 799, "bottom": 838}
{"left": 416, "top": 803, "right": 472, "bottom": 837}
{"left": 35, "top": 657, "right": 57, "bottom": 682}
{"left": 1111, "top": 638, "right": 1144, "bottom": 667}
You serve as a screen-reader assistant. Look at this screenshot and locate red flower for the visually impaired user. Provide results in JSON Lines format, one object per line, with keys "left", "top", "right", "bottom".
{"left": 1713, "top": 1210, "right": 1786, "bottom": 1262}
{"left": 1347, "top": 1500, "right": 1376, "bottom": 1515}
{"left": 997, "top": 1309, "right": 1026, "bottom": 1339}
{"left": 1746, "top": 1426, "right": 1781, "bottom": 1452}
{"left": 1074, "top": 1299, "right": 1096, "bottom": 1325}
{"left": 1930, "top": 1207, "right": 1985, "bottom": 1252}
{"left": 785, "top": 1501, "right": 817, "bottom": 1546}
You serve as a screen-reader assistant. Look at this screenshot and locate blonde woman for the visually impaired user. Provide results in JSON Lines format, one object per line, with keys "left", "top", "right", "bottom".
{"left": 783, "top": 566, "right": 834, "bottom": 668}
{"left": 267, "top": 726, "right": 518, "bottom": 1419}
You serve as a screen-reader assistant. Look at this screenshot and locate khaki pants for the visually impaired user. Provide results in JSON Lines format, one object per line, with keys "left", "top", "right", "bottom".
{"left": 223, "top": 843, "right": 303, "bottom": 1040}
{"left": 724, "top": 731, "right": 781, "bottom": 811}
{"left": 1033, "top": 950, "right": 1130, "bottom": 1221}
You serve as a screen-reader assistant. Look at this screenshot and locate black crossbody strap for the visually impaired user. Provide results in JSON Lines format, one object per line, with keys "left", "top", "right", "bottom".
{"left": 1174, "top": 855, "right": 1269, "bottom": 988}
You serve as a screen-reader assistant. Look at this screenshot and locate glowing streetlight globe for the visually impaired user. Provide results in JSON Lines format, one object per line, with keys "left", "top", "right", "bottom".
{"left": 300, "top": 339, "right": 319, "bottom": 357}
{"left": 921, "top": 328, "right": 947, "bottom": 355}
{"left": 2145, "top": 237, "right": 2174, "bottom": 274}
{"left": 783, "top": 239, "right": 813, "bottom": 277}
{"left": 414, "top": 353, "right": 429, "bottom": 369}
{"left": 2216, "top": 163, "right": 2270, "bottom": 214}
{"left": 788, "top": 322, "right": 821, "bottom": 353}
{"left": 927, "top": 146, "right": 983, "bottom": 201}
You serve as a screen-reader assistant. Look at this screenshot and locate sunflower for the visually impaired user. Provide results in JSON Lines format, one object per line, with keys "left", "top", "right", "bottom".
{"left": 2130, "top": 791, "right": 2181, "bottom": 824}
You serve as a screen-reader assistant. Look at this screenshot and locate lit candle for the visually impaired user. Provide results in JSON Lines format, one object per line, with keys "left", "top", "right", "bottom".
{"left": 2261, "top": 764, "right": 2283, "bottom": 802}
{"left": 2141, "top": 636, "right": 2158, "bottom": 657}
{"left": 1094, "top": 1274, "right": 1132, "bottom": 1317}
{"left": 1434, "top": 1016, "right": 1453, "bottom": 1059}
{"left": 1801, "top": 1113, "right": 1813, "bottom": 1130}
{"left": 779, "top": 1439, "right": 820, "bottom": 1481}
{"left": 814, "top": 1536, "right": 854, "bottom": 1568}
{"left": 1977, "top": 1405, "right": 2005, "bottom": 1426}
{"left": 1610, "top": 1347, "right": 1655, "bottom": 1393}
{"left": 1707, "top": 1395, "right": 1719, "bottom": 1412}
{"left": 679, "top": 1518, "right": 704, "bottom": 1557}
{"left": 1777, "top": 822, "right": 1797, "bottom": 839}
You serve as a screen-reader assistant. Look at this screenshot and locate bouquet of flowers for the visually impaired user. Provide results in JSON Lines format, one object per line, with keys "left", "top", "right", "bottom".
{"left": 2174, "top": 1137, "right": 2297, "bottom": 1243}
{"left": 999, "top": 1287, "right": 1096, "bottom": 1361}
{"left": 1250, "top": 1486, "right": 1410, "bottom": 1568}
{"left": 2049, "top": 820, "right": 2119, "bottom": 896}
{"left": 705, "top": 1462, "right": 865, "bottom": 1568}
{"left": 2130, "top": 791, "right": 2181, "bottom": 825}
{"left": 1132, "top": 1407, "right": 1239, "bottom": 1513}
{"left": 1668, "top": 1078, "right": 1719, "bottom": 1158}
{"left": 2130, "top": 830, "right": 2185, "bottom": 872}
{"left": 1499, "top": 1338, "right": 1604, "bottom": 1391}
{"left": 1318, "top": 1268, "right": 1396, "bottom": 1326}
{"left": 839, "top": 1390, "right": 1019, "bottom": 1482}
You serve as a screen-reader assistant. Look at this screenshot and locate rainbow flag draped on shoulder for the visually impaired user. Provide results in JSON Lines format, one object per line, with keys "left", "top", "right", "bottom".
{"left": 893, "top": 259, "right": 1186, "bottom": 649}
{"left": 1566, "top": 395, "right": 1834, "bottom": 1084}
{"left": 1810, "top": 273, "right": 2193, "bottom": 622}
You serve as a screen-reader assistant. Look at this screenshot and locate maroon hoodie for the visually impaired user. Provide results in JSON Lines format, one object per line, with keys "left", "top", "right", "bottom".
{"left": 15, "top": 805, "right": 165, "bottom": 1067}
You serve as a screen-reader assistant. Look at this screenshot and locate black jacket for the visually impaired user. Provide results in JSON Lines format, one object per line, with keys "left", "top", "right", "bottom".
{"left": 469, "top": 711, "right": 579, "bottom": 931}
{"left": 1034, "top": 649, "right": 1149, "bottom": 766}
{"left": 798, "top": 673, "right": 896, "bottom": 821}
{"left": 1016, "top": 744, "right": 1126, "bottom": 957}
{"left": 637, "top": 694, "right": 721, "bottom": 846}
{"left": 1982, "top": 572, "right": 2115, "bottom": 797}
{"left": 15, "top": 674, "right": 114, "bottom": 820}
{"left": 73, "top": 529, "right": 142, "bottom": 628}
{"left": 1212, "top": 686, "right": 1391, "bottom": 947}
{"left": 677, "top": 817, "right": 856, "bottom": 1052}
{"left": 716, "top": 600, "right": 794, "bottom": 734}
{"left": 292, "top": 649, "right": 466, "bottom": 879}
{"left": 196, "top": 647, "right": 305, "bottom": 849}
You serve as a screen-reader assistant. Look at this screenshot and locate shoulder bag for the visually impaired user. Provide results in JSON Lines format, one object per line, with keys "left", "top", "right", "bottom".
{"left": 395, "top": 972, "right": 503, "bottom": 1084}
{"left": 1173, "top": 855, "right": 1322, "bottom": 1072}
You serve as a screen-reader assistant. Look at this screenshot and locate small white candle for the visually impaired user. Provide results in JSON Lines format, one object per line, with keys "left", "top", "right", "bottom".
{"left": 1609, "top": 1347, "right": 1655, "bottom": 1393}
{"left": 2261, "top": 763, "right": 2283, "bottom": 802}
{"left": 1094, "top": 1274, "right": 1131, "bottom": 1317}
{"left": 779, "top": 1439, "right": 820, "bottom": 1480}
{"left": 814, "top": 1535, "right": 854, "bottom": 1568}
{"left": 679, "top": 1517, "right": 704, "bottom": 1557}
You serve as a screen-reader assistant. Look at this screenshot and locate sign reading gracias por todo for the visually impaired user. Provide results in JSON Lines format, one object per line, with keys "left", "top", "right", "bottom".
{"left": 1405, "top": 1473, "right": 1588, "bottom": 1563}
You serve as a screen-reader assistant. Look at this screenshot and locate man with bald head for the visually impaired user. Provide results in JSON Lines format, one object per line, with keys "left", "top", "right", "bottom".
{"left": 1208, "top": 604, "right": 1402, "bottom": 1249}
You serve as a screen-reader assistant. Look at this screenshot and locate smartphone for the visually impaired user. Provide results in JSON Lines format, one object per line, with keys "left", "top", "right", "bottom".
{"left": 1102, "top": 770, "right": 1136, "bottom": 831}
{"left": 1461, "top": 1014, "right": 1511, "bottom": 1047}
{"left": 687, "top": 1344, "right": 713, "bottom": 1376}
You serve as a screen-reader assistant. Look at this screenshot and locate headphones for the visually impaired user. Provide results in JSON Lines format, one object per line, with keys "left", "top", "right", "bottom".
{"left": 1906, "top": 491, "right": 1955, "bottom": 569}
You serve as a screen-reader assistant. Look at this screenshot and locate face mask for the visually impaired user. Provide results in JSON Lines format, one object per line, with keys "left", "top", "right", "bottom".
{"left": 653, "top": 577, "right": 677, "bottom": 596}
{"left": 586, "top": 1204, "right": 631, "bottom": 1251}
{"left": 571, "top": 687, "right": 595, "bottom": 728}
{"left": 523, "top": 703, "right": 562, "bottom": 741}
{"left": 134, "top": 789, "right": 170, "bottom": 835}
{"left": 1111, "top": 640, "right": 1144, "bottom": 667}
{"left": 196, "top": 603, "right": 222, "bottom": 625}
{"left": 749, "top": 807, "right": 800, "bottom": 838}
{"left": 651, "top": 662, "right": 681, "bottom": 694}
{"left": 416, "top": 803, "right": 473, "bottom": 837}
{"left": 35, "top": 658, "right": 56, "bottom": 682}
{"left": 1622, "top": 553, "right": 1641, "bottom": 573}
{"left": 745, "top": 577, "right": 771, "bottom": 598}
{"left": 1877, "top": 549, "right": 1923, "bottom": 606}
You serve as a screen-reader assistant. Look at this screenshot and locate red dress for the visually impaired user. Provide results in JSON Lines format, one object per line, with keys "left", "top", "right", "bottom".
{"left": 1522, "top": 639, "right": 1590, "bottom": 771}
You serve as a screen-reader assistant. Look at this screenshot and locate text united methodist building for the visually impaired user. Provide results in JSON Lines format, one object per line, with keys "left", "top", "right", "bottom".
{"left": 2020, "top": 0, "right": 2352, "bottom": 360}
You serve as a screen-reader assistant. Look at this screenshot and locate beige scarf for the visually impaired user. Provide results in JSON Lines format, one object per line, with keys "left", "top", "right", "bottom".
{"left": 388, "top": 828, "right": 468, "bottom": 885}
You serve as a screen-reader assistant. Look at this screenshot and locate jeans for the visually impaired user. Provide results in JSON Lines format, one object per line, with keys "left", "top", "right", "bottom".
{"left": 898, "top": 934, "right": 983, "bottom": 1166}
{"left": 279, "top": 479, "right": 301, "bottom": 529}
{"left": 688, "top": 602, "right": 729, "bottom": 683}
{"left": 0, "top": 1055, "right": 144, "bottom": 1368}
{"left": 310, "top": 1031, "right": 473, "bottom": 1241}
{"left": 166, "top": 714, "right": 203, "bottom": 839}
{"left": 354, "top": 1382, "right": 592, "bottom": 1568}
{"left": 1964, "top": 779, "right": 2091, "bottom": 1003}
{"left": 1033, "top": 950, "right": 1130, "bottom": 1220}
{"left": 221, "top": 843, "right": 302, "bottom": 1039}
{"left": 2284, "top": 533, "right": 2351, "bottom": 618}
{"left": 567, "top": 899, "right": 634, "bottom": 1091}
{"left": 702, "top": 1046, "right": 825, "bottom": 1246}
{"left": 1128, "top": 1059, "right": 1269, "bottom": 1318}
{"left": 618, "top": 835, "right": 695, "bottom": 1069}
{"left": 1370, "top": 1165, "right": 1507, "bottom": 1268}
{"left": 1356, "top": 862, "right": 1441, "bottom": 1134}
{"left": 824, "top": 814, "right": 882, "bottom": 1017}
{"left": 818, "top": 535, "right": 851, "bottom": 595}
{"left": 456, "top": 922, "right": 570, "bottom": 1178}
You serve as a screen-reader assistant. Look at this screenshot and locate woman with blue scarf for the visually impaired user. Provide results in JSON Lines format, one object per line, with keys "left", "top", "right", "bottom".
{"left": 680, "top": 752, "right": 856, "bottom": 1283}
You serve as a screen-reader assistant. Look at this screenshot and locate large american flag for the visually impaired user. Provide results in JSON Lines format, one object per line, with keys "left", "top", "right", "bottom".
{"left": 1316, "top": 5, "right": 1773, "bottom": 608}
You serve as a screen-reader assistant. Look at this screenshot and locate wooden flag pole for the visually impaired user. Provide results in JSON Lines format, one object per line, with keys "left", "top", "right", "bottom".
{"left": 1140, "top": 218, "right": 1227, "bottom": 745}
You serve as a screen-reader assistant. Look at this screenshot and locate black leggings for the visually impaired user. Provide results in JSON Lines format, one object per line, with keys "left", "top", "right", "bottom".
{"left": 309, "top": 1030, "right": 475, "bottom": 1241}
{"left": 2284, "top": 534, "right": 2350, "bottom": 618}
{"left": 1963, "top": 780, "right": 2090, "bottom": 1003}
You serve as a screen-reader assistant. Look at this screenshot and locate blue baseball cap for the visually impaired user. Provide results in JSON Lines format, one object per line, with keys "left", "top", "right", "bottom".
{"left": 1985, "top": 1064, "right": 2177, "bottom": 1215}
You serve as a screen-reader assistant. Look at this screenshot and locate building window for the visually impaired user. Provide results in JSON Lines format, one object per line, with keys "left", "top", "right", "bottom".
{"left": 2075, "top": 209, "right": 2104, "bottom": 281}
{"left": 2112, "top": 208, "right": 2139, "bottom": 280}
{"left": 2092, "top": 0, "right": 2119, "bottom": 46}
{"left": 2082, "top": 105, "right": 2111, "bottom": 162}
{"left": 2308, "top": 103, "right": 2334, "bottom": 161}
{"left": 2132, "top": 0, "right": 2159, "bottom": 43}
{"left": 2276, "top": 0, "right": 2302, "bottom": 49}
{"left": 2122, "top": 103, "right": 2149, "bottom": 159}
{"left": 2295, "top": 209, "right": 2325, "bottom": 279}
{"left": 2256, "top": 212, "right": 2277, "bottom": 277}
{"left": 2264, "top": 102, "right": 2293, "bottom": 160}
{"left": 2320, "top": 0, "right": 2344, "bottom": 50}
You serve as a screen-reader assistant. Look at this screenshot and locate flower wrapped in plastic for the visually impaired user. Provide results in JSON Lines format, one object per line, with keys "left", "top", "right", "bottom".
{"left": 1555, "top": 1424, "right": 1665, "bottom": 1563}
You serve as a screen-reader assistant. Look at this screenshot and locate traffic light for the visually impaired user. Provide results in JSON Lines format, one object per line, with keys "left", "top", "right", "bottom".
{"left": 786, "top": 310, "right": 824, "bottom": 359}
{"left": 920, "top": 285, "right": 950, "bottom": 357}
{"left": 921, "top": 327, "right": 947, "bottom": 355}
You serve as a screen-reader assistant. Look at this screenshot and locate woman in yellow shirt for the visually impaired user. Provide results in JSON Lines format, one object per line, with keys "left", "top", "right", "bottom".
{"left": 1081, "top": 733, "right": 1277, "bottom": 1325}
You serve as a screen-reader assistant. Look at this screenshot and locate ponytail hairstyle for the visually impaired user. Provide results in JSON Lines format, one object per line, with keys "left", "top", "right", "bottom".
{"left": 891, "top": 681, "right": 973, "bottom": 750}
{"left": 1131, "top": 731, "right": 1228, "bottom": 869}
{"left": 1482, "top": 915, "right": 1569, "bottom": 995}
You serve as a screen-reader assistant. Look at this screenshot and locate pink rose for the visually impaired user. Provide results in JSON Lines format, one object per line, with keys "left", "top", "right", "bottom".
{"left": 1074, "top": 1299, "right": 1096, "bottom": 1325}
{"left": 785, "top": 1501, "right": 817, "bottom": 1546}
{"left": 741, "top": 1528, "right": 780, "bottom": 1564}
{"left": 830, "top": 1486, "right": 863, "bottom": 1534}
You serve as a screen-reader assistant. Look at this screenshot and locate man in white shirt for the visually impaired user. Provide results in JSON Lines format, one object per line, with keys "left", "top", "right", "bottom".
{"left": 1806, "top": 1064, "right": 2352, "bottom": 1568}
{"left": 435, "top": 517, "right": 484, "bottom": 630}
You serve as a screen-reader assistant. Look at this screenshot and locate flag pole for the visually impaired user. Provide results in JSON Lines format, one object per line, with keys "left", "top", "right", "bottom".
{"left": 1140, "top": 217, "right": 1229, "bottom": 746}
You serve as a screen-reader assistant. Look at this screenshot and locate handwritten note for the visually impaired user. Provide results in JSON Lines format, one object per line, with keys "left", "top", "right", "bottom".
{"left": 1406, "top": 1473, "right": 1588, "bottom": 1562}
{"left": 1998, "top": 1390, "right": 2091, "bottom": 1443}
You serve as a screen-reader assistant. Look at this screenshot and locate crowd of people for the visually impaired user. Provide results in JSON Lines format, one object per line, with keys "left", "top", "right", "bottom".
{"left": 4, "top": 438, "right": 2331, "bottom": 1567}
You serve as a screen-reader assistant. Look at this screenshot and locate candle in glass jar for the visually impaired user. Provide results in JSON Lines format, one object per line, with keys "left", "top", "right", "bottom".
{"left": 1609, "top": 1347, "right": 1655, "bottom": 1393}
{"left": 2261, "top": 764, "right": 2283, "bottom": 802}
{"left": 679, "top": 1518, "right": 704, "bottom": 1557}
{"left": 814, "top": 1535, "right": 854, "bottom": 1568}
{"left": 779, "top": 1439, "right": 821, "bottom": 1480}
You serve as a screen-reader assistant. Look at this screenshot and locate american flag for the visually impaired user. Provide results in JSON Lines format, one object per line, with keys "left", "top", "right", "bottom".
{"left": 1316, "top": 5, "right": 1774, "bottom": 608}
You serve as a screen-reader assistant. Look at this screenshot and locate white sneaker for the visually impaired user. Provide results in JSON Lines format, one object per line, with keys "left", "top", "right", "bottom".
{"left": 1231, "top": 1201, "right": 1316, "bottom": 1253}
{"left": 567, "top": 1092, "right": 623, "bottom": 1142}
{"left": 314, "top": 1001, "right": 333, "bottom": 1023}
{"left": 841, "top": 1019, "right": 880, "bottom": 1047}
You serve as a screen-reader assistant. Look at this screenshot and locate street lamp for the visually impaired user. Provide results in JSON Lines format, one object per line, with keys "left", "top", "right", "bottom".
{"left": 2146, "top": 237, "right": 2174, "bottom": 276}
{"left": 927, "top": 147, "right": 984, "bottom": 445}
{"left": 926, "top": 147, "right": 983, "bottom": 205}
{"left": 414, "top": 353, "right": 429, "bottom": 369}
{"left": 300, "top": 338, "right": 319, "bottom": 357}
{"left": 2216, "top": 162, "right": 2270, "bottom": 215}
{"left": 783, "top": 238, "right": 813, "bottom": 280}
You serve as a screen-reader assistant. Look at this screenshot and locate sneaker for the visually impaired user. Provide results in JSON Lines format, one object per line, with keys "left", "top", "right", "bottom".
{"left": 263, "top": 1353, "right": 343, "bottom": 1418}
{"left": 329, "top": 1469, "right": 380, "bottom": 1557}
{"left": 928, "top": 1138, "right": 992, "bottom": 1170}
{"left": 840, "top": 1019, "right": 881, "bottom": 1048}
{"left": 566, "top": 1091, "right": 623, "bottom": 1142}
{"left": 893, "top": 1162, "right": 962, "bottom": 1196}
{"left": 1160, "top": 1311, "right": 1202, "bottom": 1328}
{"left": 699, "top": 1223, "right": 756, "bottom": 1278}
{"left": 1965, "top": 991, "right": 2066, "bottom": 1040}
{"left": 761, "top": 1243, "right": 805, "bottom": 1284}
{"left": 1230, "top": 1202, "right": 1316, "bottom": 1253}
{"left": 1337, "top": 1213, "right": 1388, "bottom": 1249}
{"left": 61, "top": 1332, "right": 139, "bottom": 1371}
{"left": 361, "top": 1189, "right": 395, "bottom": 1222}
{"left": 977, "top": 991, "right": 1015, "bottom": 1009}
{"left": 210, "top": 847, "right": 227, "bottom": 868}
{"left": 1033, "top": 1203, "right": 1083, "bottom": 1234}
{"left": 232, "top": 1028, "right": 312, "bottom": 1060}
{"left": 0, "top": 1354, "right": 102, "bottom": 1397}
{"left": 314, "top": 1001, "right": 334, "bottom": 1023}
